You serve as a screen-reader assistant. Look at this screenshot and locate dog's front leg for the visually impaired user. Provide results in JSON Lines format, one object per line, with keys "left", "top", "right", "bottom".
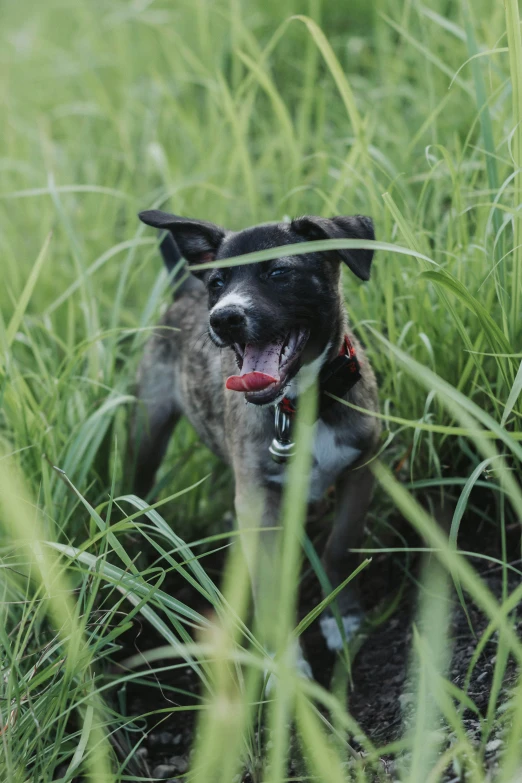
{"left": 234, "top": 478, "right": 312, "bottom": 683}
{"left": 319, "top": 465, "right": 374, "bottom": 652}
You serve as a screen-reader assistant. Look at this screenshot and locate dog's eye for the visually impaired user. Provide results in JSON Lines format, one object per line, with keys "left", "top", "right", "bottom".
{"left": 269, "top": 267, "right": 290, "bottom": 279}
{"left": 209, "top": 276, "right": 225, "bottom": 290}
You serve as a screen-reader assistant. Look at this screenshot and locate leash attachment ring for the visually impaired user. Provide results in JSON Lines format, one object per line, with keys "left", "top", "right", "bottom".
{"left": 269, "top": 404, "right": 295, "bottom": 463}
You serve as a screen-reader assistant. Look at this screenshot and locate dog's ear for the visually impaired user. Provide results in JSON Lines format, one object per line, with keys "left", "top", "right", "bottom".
{"left": 291, "top": 215, "right": 375, "bottom": 281}
{"left": 139, "top": 210, "right": 225, "bottom": 268}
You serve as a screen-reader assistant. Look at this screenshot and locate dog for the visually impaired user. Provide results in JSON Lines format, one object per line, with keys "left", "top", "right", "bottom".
{"left": 130, "top": 210, "right": 381, "bottom": 672}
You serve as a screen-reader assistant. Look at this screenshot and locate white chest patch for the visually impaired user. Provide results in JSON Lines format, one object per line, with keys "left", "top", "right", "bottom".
{"left": 307, "top": 421, "right": 361, "bottom": 500}
{"left": 268, "top": 420, "right": 361, "bottom": 501}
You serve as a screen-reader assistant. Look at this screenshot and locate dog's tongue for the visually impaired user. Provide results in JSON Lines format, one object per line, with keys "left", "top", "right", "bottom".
{"left": 226, "top": 340, "right": 284, "bottom": 393}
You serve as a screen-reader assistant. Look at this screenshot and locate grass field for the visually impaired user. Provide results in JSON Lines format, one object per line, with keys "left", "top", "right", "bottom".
{"left": 1, "top": 0, "right": 522, "bottom": 780}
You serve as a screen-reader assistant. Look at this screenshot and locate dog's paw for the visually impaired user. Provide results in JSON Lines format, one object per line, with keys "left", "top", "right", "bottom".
{"left": 264, "top": 642, "right": 313, "bottom": 695}
{"left": 319, "top": 613, "right": 362, "bottom": 652}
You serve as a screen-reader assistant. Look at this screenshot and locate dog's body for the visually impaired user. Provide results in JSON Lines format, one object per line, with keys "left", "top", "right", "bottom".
{"left": 131, "top": 212, "right": 380, "bottom": 656}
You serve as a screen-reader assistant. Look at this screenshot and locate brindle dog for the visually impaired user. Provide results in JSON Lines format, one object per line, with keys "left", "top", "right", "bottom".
{"left": 130, "top": 211, "right": 380, "bottom": 671}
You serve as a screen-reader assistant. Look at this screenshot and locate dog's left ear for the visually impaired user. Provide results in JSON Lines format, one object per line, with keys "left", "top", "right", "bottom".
{"left": 291, "top": 215, "right": 375, "bottom": 281}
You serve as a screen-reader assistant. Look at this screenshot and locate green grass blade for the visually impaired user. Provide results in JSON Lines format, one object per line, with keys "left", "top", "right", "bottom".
{"left": 505, "top": 0, "right": 522, "bottom": 340}
{"left": 4, "top": 232, "right": 52, "bottom": 351}
{"left": 501, "top": 357, "right": 522, "bottom": 426}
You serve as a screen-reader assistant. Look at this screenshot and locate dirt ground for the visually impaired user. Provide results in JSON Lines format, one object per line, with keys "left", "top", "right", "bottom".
{"left": 108, "top": 505, "right": 521, "bottom": 782}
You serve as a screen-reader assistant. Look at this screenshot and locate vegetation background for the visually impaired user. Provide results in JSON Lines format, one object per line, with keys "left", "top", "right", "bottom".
{"left": 0, "top": 0, "right": 521, "bottom": 780}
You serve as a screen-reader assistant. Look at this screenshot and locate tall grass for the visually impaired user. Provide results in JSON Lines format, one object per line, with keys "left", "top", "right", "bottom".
{"left": 0, "top": 0, "right": 521, "bottom": 780}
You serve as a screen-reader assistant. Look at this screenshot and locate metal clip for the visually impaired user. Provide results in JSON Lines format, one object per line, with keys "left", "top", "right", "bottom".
{"left": 269, "top": 405, "right": 295, "bottom": 463}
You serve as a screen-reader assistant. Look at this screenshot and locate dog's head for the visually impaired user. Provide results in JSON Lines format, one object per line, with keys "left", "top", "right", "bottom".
{"left": 139, "top": 211, "right": 375, "bottom": 406}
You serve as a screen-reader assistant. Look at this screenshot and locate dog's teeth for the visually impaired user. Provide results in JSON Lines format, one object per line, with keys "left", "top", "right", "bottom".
{"left": 281, "top": 333, "right": 297, "bottom": 365}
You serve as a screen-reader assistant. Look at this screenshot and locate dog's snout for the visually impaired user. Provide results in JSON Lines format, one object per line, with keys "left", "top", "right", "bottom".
{"left": 210, "top": 306, "right": 246, "bottom": 340}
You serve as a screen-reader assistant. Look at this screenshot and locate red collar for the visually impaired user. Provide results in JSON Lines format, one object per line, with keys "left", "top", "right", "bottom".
{"left": 279, "top": 334, "right": 361, "bottom": 417}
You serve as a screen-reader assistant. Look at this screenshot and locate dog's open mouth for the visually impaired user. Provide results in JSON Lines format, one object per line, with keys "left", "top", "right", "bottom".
{"left": 225, "top": 327, "right": 309, "bottom": 405}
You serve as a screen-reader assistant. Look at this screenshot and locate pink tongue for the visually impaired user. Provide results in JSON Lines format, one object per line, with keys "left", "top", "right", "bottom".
{"left": 226, "top": 371, "right": 277, "bottom": 392}
{"left": 226, "top": 339, "right": 285, "bottom": 393}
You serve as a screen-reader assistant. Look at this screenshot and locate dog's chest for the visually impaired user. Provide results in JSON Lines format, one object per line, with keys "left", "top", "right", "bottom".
{"left": 266, "top": 419, "right": 361, "bottom": 500}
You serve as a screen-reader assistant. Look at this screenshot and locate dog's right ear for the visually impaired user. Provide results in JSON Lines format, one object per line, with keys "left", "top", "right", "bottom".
{"left": 138, "top": 210, "right": 225, "bottom": 269}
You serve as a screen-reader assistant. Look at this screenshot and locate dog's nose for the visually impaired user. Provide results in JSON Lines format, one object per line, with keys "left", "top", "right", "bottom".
{"left": 209, "top": 307, "right": 246, "bottom": 340}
